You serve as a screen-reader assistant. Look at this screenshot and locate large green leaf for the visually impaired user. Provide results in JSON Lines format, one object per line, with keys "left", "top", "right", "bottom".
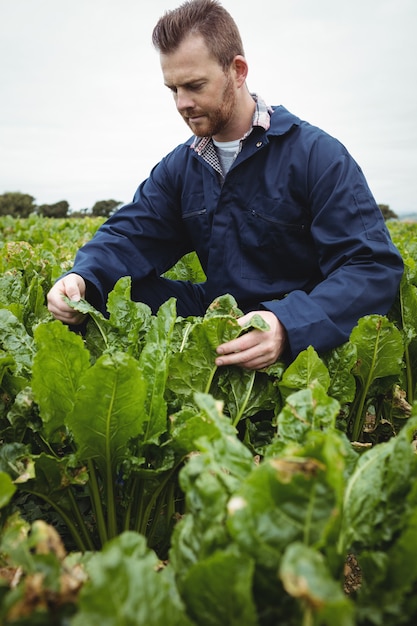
{"left": 168, "top": 303, "right": 271, "bottom": 417}
{"left": 138, "top": 298, "right": 177, "bottom": 444}
{"left": 276, "top": 382, "right": 340, "bottom": 445}
{"left": 180, "top": 548, "right": 258, "bottom": 626}
{"left": 350, "top": 315, "right": 403, "bottom": 384}
{"left": 168, "top": 315, "right": 240, "bottom": 401}
{"left": 107, "top": 276, "right": 152, "bottom": 359}
{"left": 354, "top": 493, "right": 417, "bottom": 625}
{"left": 67, "top": 352, "right": 147, "bottom": 475}
{"left": 324, "top": 341, "right": 358, "bottom": 405}
{"left": 215, "top": 367, "right": 279, "bottom": 425}
{"left": 278, "top": 345, "right": 331, "bottom": 402}
{"left": 32, "top": 321, "right": 91, "bottom": 438}
{"left": 72, "top": 532, "right": 195, "bottom": 626}
{"left": 340, "top": 415, "right": 417, "bottom": 553}
{"left": 342, "top": 417, "right": 417, "bottom": 624}
{"left": 227, "top": 429, "right": 348, "bottom": 571}
{"left": 170, "top": 394, "right": 254, "bottom": 574}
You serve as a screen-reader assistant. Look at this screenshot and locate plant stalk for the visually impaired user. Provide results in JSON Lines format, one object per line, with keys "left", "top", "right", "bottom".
{"left": 87, "top": 460, "right": 108, "bottom": 546}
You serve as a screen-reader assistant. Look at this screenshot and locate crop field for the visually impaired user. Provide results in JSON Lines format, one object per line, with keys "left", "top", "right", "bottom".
{"left": 0, "top": 215, "right": 417, "bottom": 625}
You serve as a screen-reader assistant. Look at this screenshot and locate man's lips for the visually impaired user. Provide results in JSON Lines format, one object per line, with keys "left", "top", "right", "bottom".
{"left": 186, "top": 114, "right": 205, "bottom": 123}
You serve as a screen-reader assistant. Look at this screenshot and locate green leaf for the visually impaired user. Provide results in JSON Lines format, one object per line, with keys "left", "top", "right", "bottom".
{"left": 29, "top": 452, "right": 87, "bottom": 496}
{"left": 167, "top": 314, "right": 240, "bottom": 401}
{"left": 0, "top": 348, "right": 27, "bottom": 397}
{"left": 170, "top": 404, "right": 229, "bottom": 457}
{"left": 72, "top": 532, "right": 194, "bottom": 626}
{"left": 276, "top": 382, "right": 340, "bottom": 444}
{"left": 168, "top": 300, "right": 276, "bottom": 420}
{"left": 340, "top": 415, "right": 417, "bottom": 554}
{"left": 396, "top": 259, "right": 417, "bottom": 346}
{"left": 0, "top": 442, "right": 35, "bottom": 482}
{"left": 180, "top": 548, "right": 258, "bottom": 626}
{"left": 324, "top": 341, "right": 358, "bottom": 405}
{"left": 32, "top": 321, "right": 91, "bottom": 438}
{"left": 204, "top": 294, "right": 243, "bottom": 318}
{"left": 138, "top": 298, "right": 177, "bottom": 444}
{"left": 65, "top": 295, "right": 116, "bottom": 352}
{"left": 0, "top": 471, "right": 16, "bottom": 508}
{"left": 215, "top": 367, "right": 279, "bottom": 426}
{"left": 66, "top": 353, "right": 148, "bottom": 542}
{"left": 280, "top": 542, "right": 354, "bottom": 626}
{"left": 348, "top": 315, "right": 404, "bottom": 441}
{"left": 348, "top": 437, "right": 417, "bottom": 624}
{"left": 12, "top": 452, "right": 91, "bottom": 550}
{"left": 350, "top": 315, "right": 403, "bottom": 384}
{"left": 227, "top": 430, "right": 348, "bottom": 570}
{"left": 170, "top": 394, "right": 254, "bottom": 573}
{"left": 107, "top": 276, "right": 152, "bottom": 359}
{"left": 0, "top": 511, "right": 32, "bottom": 572}
{"left": 67, "top": 352, "right": 147, "bottom": 475}
{"left": 0, "top": 309, "right": 35, "bottom": 375}
{"left": 278, "top": 345, "right": 331, "bottom": 402}
{"left": 4, "top": 387, "right": 40, "bottom": 441}
{"left": 164, "top": 251, "right": 206, "bottom": 284}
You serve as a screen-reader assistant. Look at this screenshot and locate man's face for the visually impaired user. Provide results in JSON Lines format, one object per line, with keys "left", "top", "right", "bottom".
{"left": 160, "top": 34, "right": 238, "bottom": 141}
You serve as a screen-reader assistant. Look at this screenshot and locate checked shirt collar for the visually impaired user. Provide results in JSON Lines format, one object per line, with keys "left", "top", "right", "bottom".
{"left": 191, "top": 94, "right": 272, "bottom": 179}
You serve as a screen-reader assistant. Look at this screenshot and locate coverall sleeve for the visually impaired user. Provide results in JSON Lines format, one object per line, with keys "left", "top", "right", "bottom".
{"left": 261, "top": 146, "right": 404, "bottom": 360}
{"left": 68, "top": 152, "right": 191, "bottom": 313}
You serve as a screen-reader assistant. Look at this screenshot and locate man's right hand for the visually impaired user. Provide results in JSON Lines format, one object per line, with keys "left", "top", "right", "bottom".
{"left": 47, "top": 273, "right": 87, "bottom": 325}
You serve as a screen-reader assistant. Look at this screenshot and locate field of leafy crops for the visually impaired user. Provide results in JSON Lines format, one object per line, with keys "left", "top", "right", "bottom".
{"left": 1, "top": 214, "right": 417, "bottom": 625}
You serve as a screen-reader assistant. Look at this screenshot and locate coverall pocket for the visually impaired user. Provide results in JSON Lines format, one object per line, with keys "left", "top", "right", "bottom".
{"left": 240, "top": 207, "right": 311, "bottom": 281}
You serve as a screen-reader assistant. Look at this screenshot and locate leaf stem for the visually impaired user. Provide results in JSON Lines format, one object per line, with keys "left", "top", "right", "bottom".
{"left": 129, "top": 479, "right": 145, "bottom": 533}
{"left": 66, "top": 487, "right": 95, "bottom": 551}
{"left": 87, "top": 460, "right": 108, "bottom": 546}
{"left": 138, "top": 466, "right": 180, "bottom": 536}
{"left": 404, "top": 346, "right": 414, "bottom": 404}
{"left": 302, "top": 606, "right": 314, "bottom": 626}
{"left": 351, "top": 332, "right": 380, "bottom": 441}
{"left": 205, "top": 364, "right": 218, "bottom": 395}
{"left": 232, "top": 370, "right": 256, "bottom": 427}
{"left": 22, "top": 489, "right": 88, "bottom": 552}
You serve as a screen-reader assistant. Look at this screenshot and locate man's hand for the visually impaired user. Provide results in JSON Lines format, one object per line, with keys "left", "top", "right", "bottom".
{"left": 47, "top": 273, "right": 87, "bottom": 325}
{"left": 215, "top": 310, "right": 287, "bottom": 370}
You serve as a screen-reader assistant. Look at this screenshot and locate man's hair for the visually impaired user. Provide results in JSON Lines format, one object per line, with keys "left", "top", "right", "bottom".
{"left": 152, "top": 0, "right": 244, "bottom": 71}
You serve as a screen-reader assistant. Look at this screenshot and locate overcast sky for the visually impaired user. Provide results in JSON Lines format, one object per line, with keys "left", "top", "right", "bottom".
{"left": 1, "top": 0, "right": 416, "bottom": 214}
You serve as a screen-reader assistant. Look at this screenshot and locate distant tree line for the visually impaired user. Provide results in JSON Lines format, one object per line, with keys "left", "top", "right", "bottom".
{"left": 0, "top": 192, "right": 122, "bottom": 218}
{"left": 378, "top": 204, "right": 398, "bottom": 221}
{"left": 0, "top": 191, "right": 399, "bottom": 221}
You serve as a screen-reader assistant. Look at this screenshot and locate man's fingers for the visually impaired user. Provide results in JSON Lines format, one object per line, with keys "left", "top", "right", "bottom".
{"left": 47, "top": 274, "right": 87, "bottom": 324}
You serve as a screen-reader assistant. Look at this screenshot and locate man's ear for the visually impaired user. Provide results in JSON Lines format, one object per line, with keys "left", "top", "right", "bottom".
{"left": 232, "top": 55, "right": 249, "bottom": 87}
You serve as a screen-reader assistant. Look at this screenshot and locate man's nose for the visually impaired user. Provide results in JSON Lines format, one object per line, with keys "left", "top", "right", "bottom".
{"left": 176, "top": 89, "right": 194, "bottom": 112}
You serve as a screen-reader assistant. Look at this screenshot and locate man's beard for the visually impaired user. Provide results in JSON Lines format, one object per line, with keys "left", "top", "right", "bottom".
{"left": 186, "top": 73, "right": 236, "bottom": 138}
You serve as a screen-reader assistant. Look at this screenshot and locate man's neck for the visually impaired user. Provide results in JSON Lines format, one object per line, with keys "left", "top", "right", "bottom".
{"left": 213, "top": 89, "right": 256, "bottom": 142}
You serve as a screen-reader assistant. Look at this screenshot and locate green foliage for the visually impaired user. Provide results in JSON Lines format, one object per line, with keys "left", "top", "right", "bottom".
{"left": 0, "top": 216, "right": 417, "bottom": 625}
{"left": 72, "top": 533, "right": 194, "bottom": 626}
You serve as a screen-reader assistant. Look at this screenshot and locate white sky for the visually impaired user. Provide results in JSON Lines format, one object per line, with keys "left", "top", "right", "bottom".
{"left": 1, "top": 0, "right": 416, "bottom": 214}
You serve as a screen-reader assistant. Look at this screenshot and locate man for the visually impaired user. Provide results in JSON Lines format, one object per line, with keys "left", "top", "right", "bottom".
{"left": 47, "top": 0, "right": 403, "bottom": 369}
